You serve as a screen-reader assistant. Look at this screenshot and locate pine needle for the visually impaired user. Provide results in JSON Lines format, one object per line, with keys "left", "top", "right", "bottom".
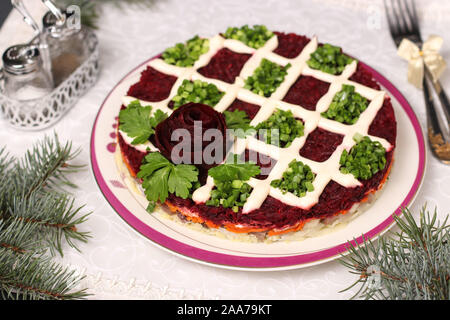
{"left": 9, "top": 191, "right": 91, "bottom": 256}
{"left": 0, "top": 251, "right": 88, "bottom": 300}
{"left": 0, "top": 134, "right": 90, "bottom": 300}
{"left": 339, "top": 206, "right": 450, "bottom": 300}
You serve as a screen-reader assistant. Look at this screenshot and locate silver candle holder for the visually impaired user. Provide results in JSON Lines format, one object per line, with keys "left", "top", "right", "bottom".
{"left": 0, "top": 0, "right": 100, "bottom": 130}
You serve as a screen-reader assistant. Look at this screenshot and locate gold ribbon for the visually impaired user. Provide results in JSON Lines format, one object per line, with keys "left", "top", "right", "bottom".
{"left": 397, "top": 35, "right": 447, "bottom": 89}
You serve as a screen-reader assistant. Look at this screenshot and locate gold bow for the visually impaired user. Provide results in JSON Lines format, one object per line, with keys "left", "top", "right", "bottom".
{"left": 397, "top": 35, "right": 446, "bottom": 89}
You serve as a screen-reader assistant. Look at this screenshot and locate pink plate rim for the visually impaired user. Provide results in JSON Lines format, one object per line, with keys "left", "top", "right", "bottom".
{"left": 90, "top": 56, "right": 426, "bottom": 270}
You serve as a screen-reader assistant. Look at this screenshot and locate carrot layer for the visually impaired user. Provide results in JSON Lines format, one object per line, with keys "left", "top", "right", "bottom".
{"left": 224, "top": 225, "right": 269, "bottom": 234}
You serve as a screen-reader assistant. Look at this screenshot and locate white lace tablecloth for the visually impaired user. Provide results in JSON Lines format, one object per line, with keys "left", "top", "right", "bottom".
{"left": 1, "top": 0, "right": 449, "bottom": 300}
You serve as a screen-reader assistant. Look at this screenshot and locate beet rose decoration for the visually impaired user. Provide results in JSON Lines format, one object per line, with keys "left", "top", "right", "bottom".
{"left": 154, "top": 103, "right": 228, "bottom": 182}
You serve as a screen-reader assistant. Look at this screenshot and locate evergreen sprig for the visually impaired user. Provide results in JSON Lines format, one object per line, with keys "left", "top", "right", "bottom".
{"left": 15, "top": 136, "right": 82, "bottom": 195}
{"left": 339, "top": 206, "right": 450, "bottom": 300}
{"left": 0, "top": 251, "right": 88, "bottom": 300}
{"left": 0, "top": 134, "right": 90, "bottom": 300}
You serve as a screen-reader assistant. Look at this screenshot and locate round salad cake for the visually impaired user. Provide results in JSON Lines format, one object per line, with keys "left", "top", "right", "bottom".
{"left": 116, "top": 25, "right": 397, "bottom": 241}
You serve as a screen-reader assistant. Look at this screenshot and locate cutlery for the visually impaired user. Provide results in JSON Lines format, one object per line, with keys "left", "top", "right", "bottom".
{"left": 384, "top": 0, "right": 450, "bottom": 164}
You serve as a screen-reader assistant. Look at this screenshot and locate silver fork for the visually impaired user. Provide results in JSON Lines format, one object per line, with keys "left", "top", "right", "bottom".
{"left": 384, "top": 0, "right": 450, "bottom": 164}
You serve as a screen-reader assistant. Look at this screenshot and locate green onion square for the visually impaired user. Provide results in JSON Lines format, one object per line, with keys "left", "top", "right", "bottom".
{"left": 255, "top": 109, "right": 304, "bottom": 148}
{"left": 244, "top": 59, "right": 290, "bottom": 97}
{"left": 224, "top": 25, "right": 274, "bottom": 49}
{"left": 171, "top": 79, "right": 224, "bottom": 109}
{"left": 307, "top": 43, "right": 354, "bottom": 75}
{"left": 339, "top": 135, "right": 387, "bottom": 181}
{"left": 271, "top": 160, "right": 315, "bottom": 197}
{"left": 321, "top": 85, "right": 369, "bottom": 125}
{"left": 162, "top": 36, "right": 209, "bottom": 67}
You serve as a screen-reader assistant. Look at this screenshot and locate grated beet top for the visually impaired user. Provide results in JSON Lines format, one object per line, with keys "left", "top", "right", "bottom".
{"left": 118, "top": 32, "right": 397, "bottom": 233}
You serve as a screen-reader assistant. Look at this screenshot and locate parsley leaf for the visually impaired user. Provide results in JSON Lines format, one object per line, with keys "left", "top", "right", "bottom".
{"left": 208, "top": 154, "right": 260, "bottom": 182}
{"left": 150, "top": 109, "right": 168, "bottom": 127}
{"left": 118, "top": 100, "right": 168, "bottom": 145}
{"left": 137, "top": 152, "right": 199, "bottom": 208}
{"left": 138, "top": 151, "right": 171, "bottom": 175}
{"left": 168, "top": 165, "right": 199, "bottom": 199}
{"left": 141, "top": 166, "right": 171, "bottom": 203}
{"left": 224, "top": 110, "right": 255, "bottom": 138}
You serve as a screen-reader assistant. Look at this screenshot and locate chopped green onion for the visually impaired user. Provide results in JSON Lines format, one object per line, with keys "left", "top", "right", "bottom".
{"left": 271, "top": 160, "right": 315, "bottom": 197}
{"left": 353, "top": 132, "right": 364, "bottom": 142}
{"left": 340, "top": 134, "right": 387, "bottom": 180}
{"left": 306, "top": 43, "right": 354, "bottom": 75}
{"left": 321, "top": 85, "right": 369, "bottom": 125}
{"left": 171, "top": 79, "right": 224, "bottom": 109}
{"left": 255, "top": 109, "right": 304, "bottom": 148}
{"left": 244, "top": 59, "right": 291, "bottom": 97}
{"left": 206, "top": 180, "right": 253, "bottom": 211}
{"left": 162, "top": 35, "right": 209, "bottom": 67}
{"left": 232, "top": 180, "right": 243, "bottom": 189}
{"left": 206, "top": 159, "right": 260, "bottom": 211}
{"left": 223, "top": 25, "right": 274, "bottom": 49}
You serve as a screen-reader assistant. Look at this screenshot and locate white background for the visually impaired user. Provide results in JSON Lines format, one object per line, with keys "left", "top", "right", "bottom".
{"left": 0, "top": 0, "right": 449, "bottom": 299}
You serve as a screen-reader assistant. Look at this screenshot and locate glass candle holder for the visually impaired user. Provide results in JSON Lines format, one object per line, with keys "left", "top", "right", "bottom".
{"left": 0, "top": 30, "right": 99, "bottom": 130}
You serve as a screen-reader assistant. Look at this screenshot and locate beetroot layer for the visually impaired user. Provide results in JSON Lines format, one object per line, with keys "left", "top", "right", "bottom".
{"left": 273, "top": 32, "right": 311, "bottom": 59}
{"left": 127, "top": 66, "right": 177, "bottom": 102}
{"left": 197, "top": 48, "right": 251, "bottom": 84}
{"left": 225, "top": 99, "right": 261, "bottom": 119}
{"left": 118, "top": 133, "right": 147, "bottom": 175}
{"left": 118, "top": 32, "right": 397, "bottom": 233}
{"left": 283, "top": 75, "right": 331, "bottom": 111}
{"left": 299, "top": 127, "right": 344, "bottom": 162}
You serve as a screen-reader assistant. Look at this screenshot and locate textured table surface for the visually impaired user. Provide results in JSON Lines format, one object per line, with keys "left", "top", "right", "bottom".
{"left": 0, "top": 0, "right": 449, "bottom": 299}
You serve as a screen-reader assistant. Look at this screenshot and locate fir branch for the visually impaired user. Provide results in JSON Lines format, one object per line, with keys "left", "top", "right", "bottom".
{"left": 0, "top": 147, "right": 14, "bottom": 174}
{"left": 15, "top": 134, "right": 82, "bottom": 196}
{"left": 0, "top": 134, "right": 90, "bottom": 300}
{"left": 0, "top": 220, "right": 38, "bottom": 254}
{"left": 0, "top": 148, "right": 14, "bottom": 212}
{"left": 8, "top": 191, "right": 91, "bottom": 256}
{"left": 339, "top": 206, "right": 450, "bottom": 300}
{"left": 0, "top": 251, "right": 88, "bottom": 300}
